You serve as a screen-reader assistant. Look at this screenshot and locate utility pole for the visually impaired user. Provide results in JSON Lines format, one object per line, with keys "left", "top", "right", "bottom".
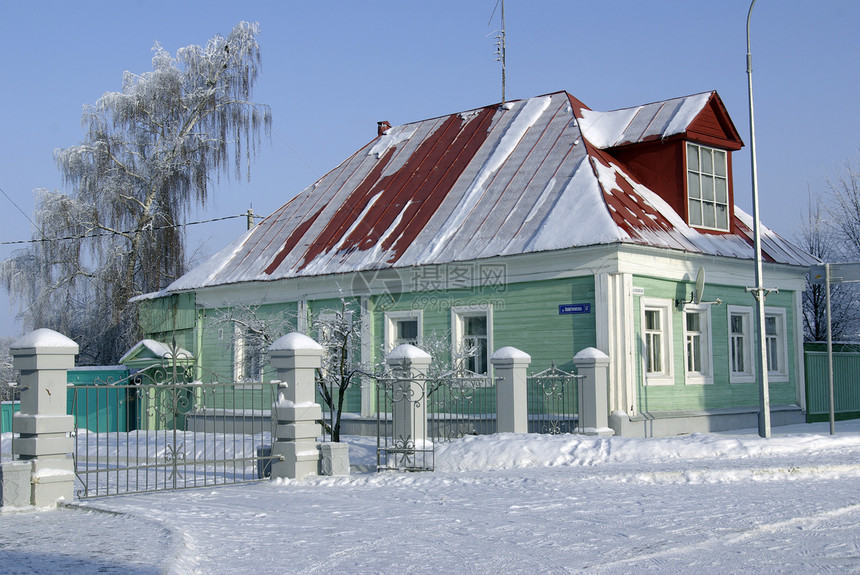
{"left": 746, "top": 0, "right": 774, "bottom": 438}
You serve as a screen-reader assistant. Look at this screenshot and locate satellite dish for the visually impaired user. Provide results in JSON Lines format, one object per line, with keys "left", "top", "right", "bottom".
{"left": 694, "top": 267, "right": 705, "bottom": 304}
{"left": 676, "top": 267, "right": 721, "bottom": 309}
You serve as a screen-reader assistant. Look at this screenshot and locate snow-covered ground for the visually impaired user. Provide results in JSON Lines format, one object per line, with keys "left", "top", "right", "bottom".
{"left": 3, "top": 421, "right": 860, "bottom": 574}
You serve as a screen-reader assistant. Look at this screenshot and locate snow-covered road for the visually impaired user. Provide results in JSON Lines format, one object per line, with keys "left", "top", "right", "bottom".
{"left": 3, "top": 421, "right": 860, "bottom": 574}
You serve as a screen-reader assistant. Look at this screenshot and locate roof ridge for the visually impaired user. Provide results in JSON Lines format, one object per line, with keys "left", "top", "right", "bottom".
{"left": 601, "top": 90, "right": 715, "bottom": 114}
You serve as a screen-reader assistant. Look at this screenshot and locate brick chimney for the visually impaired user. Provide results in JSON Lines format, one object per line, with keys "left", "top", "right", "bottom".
{"left": 377, "top": 121, "right": 391, "bottom": 136}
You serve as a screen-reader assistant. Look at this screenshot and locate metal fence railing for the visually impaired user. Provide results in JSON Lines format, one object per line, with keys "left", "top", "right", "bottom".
{"left": 527, "top": 364, "right": 583, "bottom": 435}
{"left": 70, "top": 364, "right": 280, "bottom": 499}
{"left": 376, "top": 370, "right": 497, "bottom": 472}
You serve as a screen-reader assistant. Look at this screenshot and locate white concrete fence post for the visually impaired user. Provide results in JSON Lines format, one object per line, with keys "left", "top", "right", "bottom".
{"left": 268, "top": 333, "right": 325, "bottom": 480}
{"left": 573, "top": 347, "right": 614, "bottom": 436}
{"left": 385, "top": 345, "right": 432, "bottom": 455}
{"left": 490, "top": 347, "right": 531, "bottom": 434}
{"left": 4, "top": 329, "right": 78, "bottom": 508}
{"left": 267, "top": 332, "right": 350, "bottom": 479}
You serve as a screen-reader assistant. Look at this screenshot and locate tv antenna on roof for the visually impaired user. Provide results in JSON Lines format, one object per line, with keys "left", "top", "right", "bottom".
{"left": 489, "top": 0, "right": 506, "bottom": 103}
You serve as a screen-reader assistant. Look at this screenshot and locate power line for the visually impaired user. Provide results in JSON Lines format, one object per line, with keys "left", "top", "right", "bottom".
{"left": 271, "top": 126, "right": 319, "bottom": 178}
{"left": 0, "top": 184, "right": 37, "bottom": 229}
{"left": 0, "top": 214, "right": 253, "bottom": 247}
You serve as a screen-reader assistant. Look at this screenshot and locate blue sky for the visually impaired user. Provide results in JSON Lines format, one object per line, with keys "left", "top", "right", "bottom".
{"left": 1, "top": 0, "right": 858, "bottom": 339}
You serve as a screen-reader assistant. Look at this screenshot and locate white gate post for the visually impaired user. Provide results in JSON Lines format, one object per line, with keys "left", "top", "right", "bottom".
{"left": 490, "top": 347, "right": 531, "bottom": 434}
{"left": 573, "top": 347, "right": 614, "bottom": 436}
{"left": 268, "top": 333, "right": 324, "bottom": 480}
{"left": 385, "top": 345, "right": 431, "bottom": 455}
{"left": 7, "top": 329, "right": 78, "bottom": 508}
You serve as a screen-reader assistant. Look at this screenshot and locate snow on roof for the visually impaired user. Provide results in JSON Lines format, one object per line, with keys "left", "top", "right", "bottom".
{"left": 161, "top": 90, "right": 814, "bottom": 295}
{"left": 119, "top": 339, "right": 193, "bottom": 364}
{"left": 577, "top": 92, "right": 712, "bottom": 149}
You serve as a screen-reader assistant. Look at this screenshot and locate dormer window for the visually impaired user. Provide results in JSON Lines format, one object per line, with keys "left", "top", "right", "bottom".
{"left": 687, "top": 142, "right": 729, "bottom": 231}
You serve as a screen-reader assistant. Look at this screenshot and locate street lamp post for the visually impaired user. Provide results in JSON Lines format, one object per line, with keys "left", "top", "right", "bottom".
{"left": 746, "top": 0, "right": 773, "bottom": 438}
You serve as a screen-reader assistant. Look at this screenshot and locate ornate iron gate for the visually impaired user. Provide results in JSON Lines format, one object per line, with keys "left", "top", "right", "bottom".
{"left": 70, "top": 356, "right": 278, "bottom": 498}
{"left": 527, "top": 364, "right": 583, "bottom": 434}
{"left": 376, "top": 370, "right": 496, "bottom": 472}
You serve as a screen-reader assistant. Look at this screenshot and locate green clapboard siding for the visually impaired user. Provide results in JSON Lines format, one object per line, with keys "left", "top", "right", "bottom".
{"left": 139, "top": 293, "right": 196, "bottom": 334}
{"left": 310, "top": 297, "right": 363, "bottom": 413}
{"left": 195, "top": 385, "right": 276, "bottom": 411}
{"left": 634, "top": 276, "right": 798, "bottom": 413}
{"left": 196, "top": 302, "right": 299, "bottom": 384}
{"left": 373, "top": 276, "right": 596, "bottom": 374}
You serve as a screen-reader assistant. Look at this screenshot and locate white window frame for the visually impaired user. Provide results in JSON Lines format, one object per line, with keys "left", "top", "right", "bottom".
{"left": 764, "top": 307, "right": 789, "bottom": 382}
{"left": 451, "top": 304, "right": 493, "bottom": 375}
{"left": 725, "top": 306, "right": 789, "bottom": 383}
{"left": 683, "top": 304, "right": 713, "bottom": 385}
{"left": 727, "top": 305, "right": 755, "bottom": 383}
{"left": 640, "top": 298, "right": 674, "bottom": 386}
{"left": 233, "top": 324, "right": 264, "bottom": 383}
{"left": 384, "top": 310, "right": 423, "bottom": 351}
{"left": 686, "top": 142, "right": 730, "bottom": 232}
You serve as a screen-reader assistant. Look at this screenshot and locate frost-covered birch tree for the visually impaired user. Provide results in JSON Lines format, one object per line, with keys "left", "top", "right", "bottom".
{"left": 0, "top": 337, "right": 18, "bottom": 391}
{"left": 0, "top": 22, "right": 271, "bottom": 364}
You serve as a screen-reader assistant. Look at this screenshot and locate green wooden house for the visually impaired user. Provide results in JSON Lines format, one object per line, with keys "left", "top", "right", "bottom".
{"left": 136, "top": 90, "right": 816, "bottom": 437}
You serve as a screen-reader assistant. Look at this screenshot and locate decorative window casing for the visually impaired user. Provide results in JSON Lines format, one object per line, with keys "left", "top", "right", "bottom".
{"left": 451, "top": 305, "right": 493, "bottom": 375}
{"left": 727, "top": 305, "right": 755, "bottom": 383}
{"left": 725, "top": 306, "right": 788, "bottom": 383}
{"left": 687, "top": 142, "right": 729, "bottom": 231}
{"left": 640, "top": 298, "right": 674, "bottom": 386}
{"left": 384, "top": 310, "right": 423, "bottom": 351}
{"left": 764, "top": 308, "right": 789, "bottom": 382}
{"left": 683, "top": 304, "right": 713, "bottom": 385}
{"left": 233, "top": 325, "right": 264, "bottom": 383}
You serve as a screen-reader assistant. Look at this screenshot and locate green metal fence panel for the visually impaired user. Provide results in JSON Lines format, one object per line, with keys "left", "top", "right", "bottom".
{"left": 804, "top": 351, "right": 860, "bottom": 422}
{"left": 67, "top": 368, "right": 132, "bottom": 432}
{"left": 1, "top": 401, "right": 20, "bottom": 433}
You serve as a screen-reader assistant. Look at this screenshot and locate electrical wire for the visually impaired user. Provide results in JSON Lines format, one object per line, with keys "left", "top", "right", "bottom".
{"left": 0, "top": 213, "right": 259, "bottom": 246}
{"left": 0, "top": 184, "right": 37, "bottom": 229}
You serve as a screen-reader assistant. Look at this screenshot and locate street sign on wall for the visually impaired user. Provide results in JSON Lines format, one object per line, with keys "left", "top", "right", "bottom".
{"left": 559, "top": 304, "right": 591, "bottom": 315}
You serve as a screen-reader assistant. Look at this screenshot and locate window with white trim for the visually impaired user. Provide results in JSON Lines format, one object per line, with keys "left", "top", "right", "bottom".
{"left": 727, "top": 305, "right": 755, "bottom": 383}
{"left": 764, "top": 308, "right": 789, "bottom": 382}
{"left": 233, "top": 325, "right": 264, "bottom": 383}
{"left": 641, "top": 298, "right": 674, "bottom": 386}
{"left": 384, "top": 310, "right": 422, "bottom": 350}
{"left": 687, "top": 142, "right": 729, "bottom": 231}
{"left": 452, "top": 305, "right": 493, "bottom": 375}
{"left": 683, "top": 305, "right": 713, "bottom": 384}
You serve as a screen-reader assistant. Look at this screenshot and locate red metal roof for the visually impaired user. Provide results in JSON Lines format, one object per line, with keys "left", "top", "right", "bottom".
{"left": 165, "top": 91, "right": 815, "bottom": 293}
